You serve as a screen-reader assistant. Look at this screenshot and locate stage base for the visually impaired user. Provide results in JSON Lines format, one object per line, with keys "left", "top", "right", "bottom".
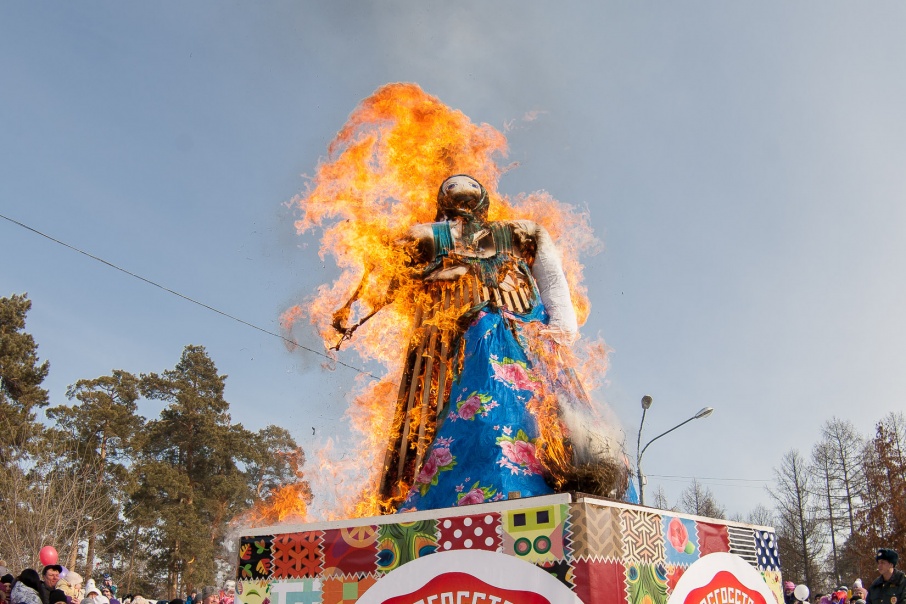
{"left": 236, "top": 493, "right": 784, "bottom": 604}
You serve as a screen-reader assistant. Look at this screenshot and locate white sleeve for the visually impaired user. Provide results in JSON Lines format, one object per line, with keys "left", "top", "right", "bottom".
{"left": 528, "top": 223, "right": 578, "bottom": 339}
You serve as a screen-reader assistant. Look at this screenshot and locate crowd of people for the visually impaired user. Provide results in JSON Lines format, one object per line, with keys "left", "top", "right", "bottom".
{"left": 1, "top": 548, "right": 903, "bottom": 604}
{"left": 782, "top": 549, "right": 906, "bottom": 604}
{"left": 0, "top": 564, "right": 236, "bottom": 604}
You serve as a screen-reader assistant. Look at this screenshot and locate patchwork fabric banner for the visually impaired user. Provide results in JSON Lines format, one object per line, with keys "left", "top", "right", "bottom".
{"left": 237, "top": 496, "right": 782, "bottom": 604}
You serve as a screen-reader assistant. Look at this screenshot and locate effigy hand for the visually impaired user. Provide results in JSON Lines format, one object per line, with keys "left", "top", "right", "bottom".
{"left": 539, "top": 326, "right": 579, "bottom": 347}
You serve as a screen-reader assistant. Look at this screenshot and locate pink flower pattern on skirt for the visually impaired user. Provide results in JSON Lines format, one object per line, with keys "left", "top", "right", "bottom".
{"left": 414, "top": 446, "right": 455, "bottom": 495}
{"left": 452, "top": 392, "right": 497, "bottom": 421}
{"left": 455, "top": 481, "right": 500, "bottom": 506}
{"left": 399, "top": 310, "right": 554, "bottom": 511}
{"left": 457, "top": 488, "right": 487, "bottom": 506}
{"left": 497, "top": 429, "right": 544, "bottom": 475}
{"left": 458, "top": 394, "right": 481, "bottom": 419}
{"left": 491, "top": 358, "right": 538, "bottom": 392}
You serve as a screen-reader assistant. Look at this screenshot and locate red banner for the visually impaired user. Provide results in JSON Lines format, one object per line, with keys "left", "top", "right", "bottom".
{"left": 683, "top": 571, "right": 770, "bottom": 604}
{"left": 381, "top": 571, "right": 552, "bottom": 604}
{"left": 356, "top": 549, "right": 580, "bottom": 604}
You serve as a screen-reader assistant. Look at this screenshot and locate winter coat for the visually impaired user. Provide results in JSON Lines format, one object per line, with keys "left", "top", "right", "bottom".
{"left": 11, "top": 583, "right": 42, "bottom": 604}
{"left": 867, "top": 570, "right": 906, "bottom": 604}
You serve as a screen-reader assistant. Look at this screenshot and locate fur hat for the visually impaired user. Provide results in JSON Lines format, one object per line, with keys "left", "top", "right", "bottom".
{"left": 877, "top": 548, "right": 899, "bottom": 566}
{"left": 200, "top": 587, "right": 218, "bottom": 600}
{"left": 49, "top": 589, "right": 68, "bottom": 604}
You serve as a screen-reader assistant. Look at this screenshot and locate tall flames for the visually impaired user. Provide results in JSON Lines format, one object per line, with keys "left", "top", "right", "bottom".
{"left": 252, "top": 82, "right": 611, "bottom": 525}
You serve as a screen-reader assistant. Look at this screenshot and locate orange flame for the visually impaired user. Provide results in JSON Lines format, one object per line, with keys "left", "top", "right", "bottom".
{"left": 239, "top": 446, "right": 314, "bottom": 528}
{"left": 247, "top": 483, "right": 311, "bottom": 525}
{"left": 274, "top": 82, "right": 611, "bottom": 520}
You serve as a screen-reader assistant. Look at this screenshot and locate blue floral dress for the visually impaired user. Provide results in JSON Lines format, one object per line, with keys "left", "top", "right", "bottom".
{"left": 398, "top": 302, "right": 555, "bottom": 511}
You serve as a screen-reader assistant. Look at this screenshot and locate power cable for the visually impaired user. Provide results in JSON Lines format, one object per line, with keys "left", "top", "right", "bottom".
{"left": 0, "top": 212, "right": 379, "bottom": 380}
{"left": 648, "top": 473, "right": 770, "bottom": 483}
{"left": 646, "top": 474, "right": 771, "bottom": 490}
{"left": 648, "top": 476, "right": 767, "bottom": 490}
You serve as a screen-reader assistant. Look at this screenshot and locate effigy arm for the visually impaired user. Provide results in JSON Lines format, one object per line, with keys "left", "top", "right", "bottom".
{"left": 331, "top": 227, "right": 428, "bottom": 350}
{"left": 525, "top": 222, "right": 579, "bottom": 345}
{"left": 330, "top": 268, "right": 397, "bottom": 351}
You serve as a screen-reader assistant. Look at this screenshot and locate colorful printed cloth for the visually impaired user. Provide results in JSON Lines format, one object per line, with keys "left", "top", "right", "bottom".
{"left": 399, "top": 308, "right": 554, "bottom": 511}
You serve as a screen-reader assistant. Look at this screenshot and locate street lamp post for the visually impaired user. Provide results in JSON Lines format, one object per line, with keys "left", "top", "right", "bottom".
{"left": 635, "top": 395, "right": 714, "bottom": 506}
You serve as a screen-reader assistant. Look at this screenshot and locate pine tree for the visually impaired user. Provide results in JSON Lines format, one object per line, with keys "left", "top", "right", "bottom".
{"left": 0, "top": 294, "right": 50, "bottom": 463}
{"left": 243, "top": 425, "right": 312, "bottom": 522}
{"left": 0, "top": 294, "right": 119, "bottom": 574}
{"left": 131, "top": 345, "right": 308, "bottom": 596}
{"left": 47, "top": 370, "right": 144, "bottom": 575}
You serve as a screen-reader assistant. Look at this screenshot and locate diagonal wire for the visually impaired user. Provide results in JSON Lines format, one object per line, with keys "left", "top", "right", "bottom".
{"left": 647, "top": 473, "right": 770, "bottom": 483}
{"left": 0, "top": 212, "right": 380, "bottom": 380}
{"left": 648, "top": 476, "right": 767, "bottom": 490}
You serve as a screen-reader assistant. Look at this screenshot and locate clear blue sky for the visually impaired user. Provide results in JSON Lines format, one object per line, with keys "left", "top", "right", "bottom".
{"left": 2, "top": 2, "right": 905, "bottom": 519}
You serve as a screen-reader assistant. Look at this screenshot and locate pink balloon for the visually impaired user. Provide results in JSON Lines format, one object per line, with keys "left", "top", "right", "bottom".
{"left": 39, "top": 546, "right": 58, "bottom": 566}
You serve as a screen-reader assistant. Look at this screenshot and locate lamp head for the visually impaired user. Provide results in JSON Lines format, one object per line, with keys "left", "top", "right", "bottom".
{"left": 694, "top": 406, "right": 714, "bottom": 419}
{"left": 641, "top": 395, "right": 653, "bottom": 410}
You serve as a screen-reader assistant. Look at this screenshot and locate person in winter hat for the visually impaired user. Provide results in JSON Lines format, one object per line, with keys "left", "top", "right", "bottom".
{"left": 785, "top": 582, "right": 798, "bottom": 604}
{"left": 199, "top": 588, "right": 218, "bottom": 604}
{"left": 48, "top": 590, "right": 68, "bottom": 604}
{"left": 57, "top": 572, "right": 82, "bottom": 604}
{"left": 82, "top": 585, "right": 101, "bottom": 604}
{"left": 867, "top": 549, "right": 906, "bottom": 604}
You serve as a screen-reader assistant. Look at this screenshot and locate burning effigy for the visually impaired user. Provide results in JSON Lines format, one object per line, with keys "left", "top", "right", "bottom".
{"left": 283, "top": 83, "right": 628, "bottom": 517}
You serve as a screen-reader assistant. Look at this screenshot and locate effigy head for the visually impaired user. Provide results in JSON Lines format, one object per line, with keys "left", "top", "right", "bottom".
{"left": 435, "top": 174, "right": 489, "bottom": 221}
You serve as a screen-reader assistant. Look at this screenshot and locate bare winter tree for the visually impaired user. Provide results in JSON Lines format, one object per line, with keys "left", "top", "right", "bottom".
{"left": 771, "top": 449, "right": 824, "bottom": 590}
{"left": 806, "top": 419, "right": 865, "bottom": 587}
{"left": 747, "top": 503, "right": 776, "bottom": 528}
{"left": 652, "top": 485, "right": 675, "bottom": 511}
{"left": 812, "top": 441, "right": 844, "bottom": 586}
{"left": 679, "top": 479, "right": 726, "bottom": 519}
{"left": 820, "top": 418, "right": 864, "bottom": 534}
{"left": 0, "top": 438, "right": 119, "bottom": 572}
